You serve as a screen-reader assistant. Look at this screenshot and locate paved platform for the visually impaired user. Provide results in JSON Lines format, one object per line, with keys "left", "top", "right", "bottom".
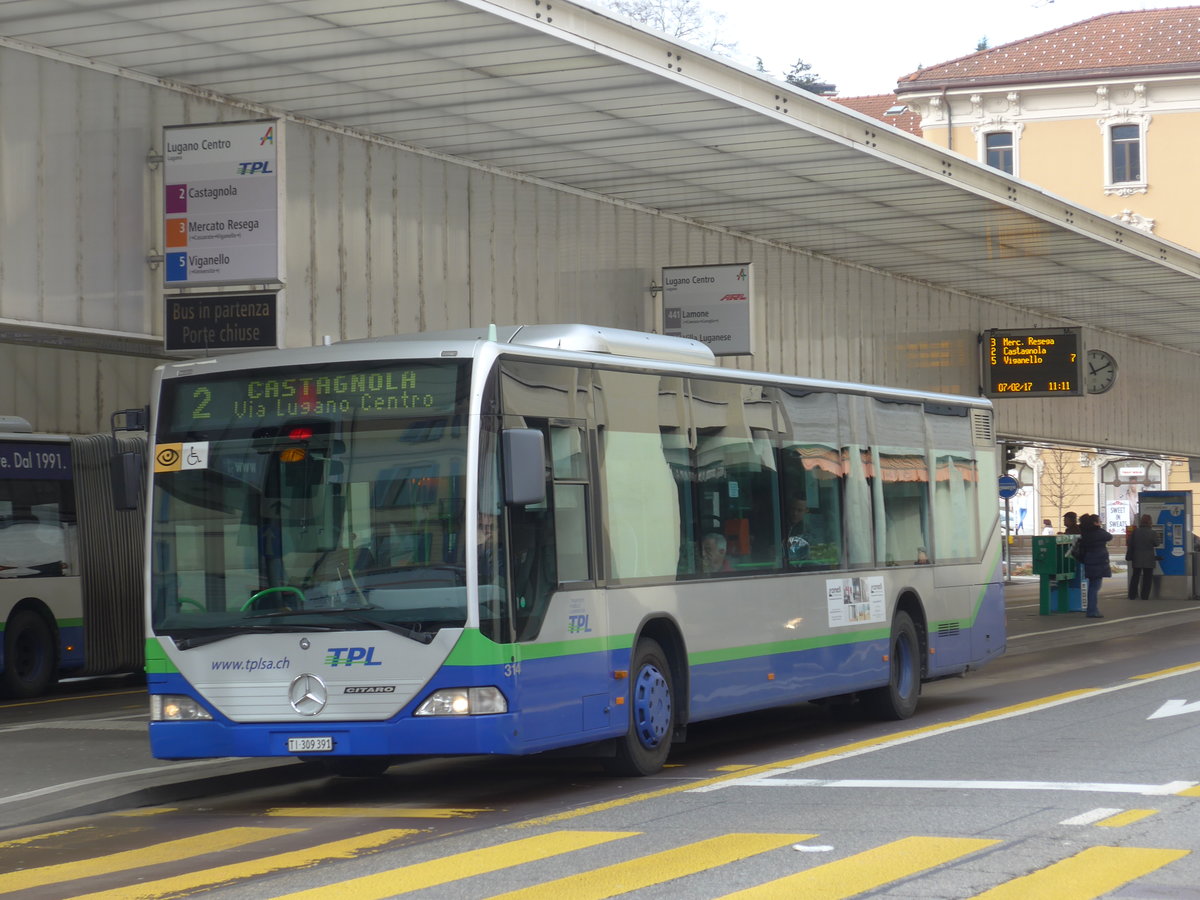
{"left": 1003, "top": 572, "right": 1200, "bottom": 655}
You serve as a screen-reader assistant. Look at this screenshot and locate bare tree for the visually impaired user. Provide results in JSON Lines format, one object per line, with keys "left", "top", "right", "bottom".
{"left": 1038, "top": 448, "right": 1085, "bottom": 524}
{"left": 604, "top": 0, "right": 738, "bottom": 55}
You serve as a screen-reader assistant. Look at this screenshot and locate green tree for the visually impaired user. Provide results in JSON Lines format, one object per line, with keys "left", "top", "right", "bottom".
{"left": 784, "top": 58, "right": 833, "bottom": 94}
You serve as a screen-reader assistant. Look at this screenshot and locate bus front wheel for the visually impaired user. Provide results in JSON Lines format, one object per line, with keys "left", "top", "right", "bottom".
{"left": 2, "top": 609, "right": 57, "bottom": 699}
{"left": 607, "top": 638, "right": 674, "bottom": 776}
{"left": 863, "top": 610, "right": 921, "bottom": 720}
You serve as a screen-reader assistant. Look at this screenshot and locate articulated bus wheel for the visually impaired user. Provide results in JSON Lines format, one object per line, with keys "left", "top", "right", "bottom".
{"left": 1, "top": 609, "right": 57, "bottom": 699}
{"left": 607, "top": 637, "right": 675, "bottom": 776}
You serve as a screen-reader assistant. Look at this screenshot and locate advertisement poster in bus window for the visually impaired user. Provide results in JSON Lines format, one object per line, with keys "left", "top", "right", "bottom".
{"left": 826, "top": 576, "right": 886, "bottom": 627}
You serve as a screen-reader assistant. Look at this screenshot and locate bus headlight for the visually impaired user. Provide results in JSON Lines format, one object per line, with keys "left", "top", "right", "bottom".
{"left": 414, "top": 687, "right": 507, "bottom": 716}
{"left": 151, "top": 694, "right": 214, "bottom": 721}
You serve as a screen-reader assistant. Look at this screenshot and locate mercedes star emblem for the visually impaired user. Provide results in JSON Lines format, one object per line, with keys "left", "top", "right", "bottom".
{"left": 288, "top": 673, "right": 328, "bottom": 716}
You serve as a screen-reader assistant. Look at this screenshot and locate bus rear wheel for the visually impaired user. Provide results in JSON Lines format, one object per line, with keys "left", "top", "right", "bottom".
{"left": 2, "top": 609, "right": 57, "bottom": 699}
{"left": 863, "top": 610, "right": 920, "bottom": 720}
{"left": 607, "top": 638, "right": 674, "bottom": 776}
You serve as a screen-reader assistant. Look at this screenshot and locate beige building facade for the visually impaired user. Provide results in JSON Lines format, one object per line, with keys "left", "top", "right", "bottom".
{"left": 896, "top": 7, "right": 1200, "bottom": 252}
{"left": 891, "top": 7, "right": 1200, "bottom": 537}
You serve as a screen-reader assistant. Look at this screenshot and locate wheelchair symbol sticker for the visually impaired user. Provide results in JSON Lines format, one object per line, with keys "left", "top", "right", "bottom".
{"left": 154, "top": 442, "right": 208, "bottom": 472}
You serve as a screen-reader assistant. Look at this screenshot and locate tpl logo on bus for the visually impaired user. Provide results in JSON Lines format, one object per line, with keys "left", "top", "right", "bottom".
{"left": 237, "top": 161, "right": 274, "bottom": 175}
{"left": 324, "top": 647, "right": 383, "bottom": 667}
{"left": 567, "top": 614, "right": 592, "bottom": 634}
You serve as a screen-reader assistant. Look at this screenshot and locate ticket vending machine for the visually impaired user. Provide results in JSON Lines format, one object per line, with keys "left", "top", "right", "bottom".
{"left": 1136, "top": 490, "right": 1194, "bottom": 600}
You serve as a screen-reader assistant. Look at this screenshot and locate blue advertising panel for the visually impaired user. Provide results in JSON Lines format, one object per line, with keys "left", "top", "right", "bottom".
{"left": 0, "top": 442, "right": 72, "bottom": 480}
{"left": 1138, "top": 490, "right": 1190, "bottom": 577}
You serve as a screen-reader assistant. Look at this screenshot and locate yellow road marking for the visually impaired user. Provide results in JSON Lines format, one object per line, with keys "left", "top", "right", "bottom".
{"left": 265, "top": 807, "right": 487, "bottom": 819}
{"left": 1096, "top": 809, "right": 1157, "bottom": 827}
{"left": 487, "top": 833, "right": 814, "bottom": 900}
{"left": 0, "top": 827, "right": 299, "bottom": 893}
{"left": 0, "top": 827, "right": 90, "bottom": 849}
{"left": 69, "top": 829, "right": 417, "bottom": 900}
{"left": 273, "top": 831, "right": 638, "bottom": 900}
{"left": 1176, "top": 785, "right": 1200, "bottom": 797}
{"left": 970, "top": 846, "right": 1190, "bottom": 899}
{"left": 714, "top": 765, "right": 757, "bottom": 772}
{"left": 114, "top": 808, "right": 176, "bottom": 818}
{"left": 1130, "top": 661, "right": 1200, "bottom": 680}
{"left": 718, "top": 836, "right": 998, "bottom": 899}
{"left": 0, "top": 689, "right": 145, "bottom": 710}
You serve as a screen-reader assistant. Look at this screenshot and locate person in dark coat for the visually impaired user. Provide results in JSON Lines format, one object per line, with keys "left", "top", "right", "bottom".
{"left": 1126, "top": 514, "right": 1160, "bottom": 601}
{"left": 1078, "top": 514, "right": 1112, "bottom": 618}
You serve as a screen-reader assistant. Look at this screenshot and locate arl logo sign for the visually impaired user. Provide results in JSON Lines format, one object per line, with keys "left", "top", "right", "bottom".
{"left": 567, "top": 614, "right": 592, "bottom": 635}
{"left": 325, "top": 647, "right": 383, "bottom": 667}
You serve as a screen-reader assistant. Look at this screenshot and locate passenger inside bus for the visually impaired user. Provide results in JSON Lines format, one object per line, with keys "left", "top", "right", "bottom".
{"left": 700, "top": 532, "right": 733, "bottom": 574}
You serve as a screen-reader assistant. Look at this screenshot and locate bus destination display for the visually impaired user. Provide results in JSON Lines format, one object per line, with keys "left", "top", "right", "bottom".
{"left": 167, "top": 363, "right": 466, "bottom": 430}
{"left": 983, "top": 328, "right": 1083, "bottom": 398}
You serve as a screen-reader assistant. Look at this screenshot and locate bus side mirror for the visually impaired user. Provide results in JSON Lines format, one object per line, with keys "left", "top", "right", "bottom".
{"left": 502, "top": 429, "right": 546, "bottom": 506}
{"left": 111, "top": 451, "right": 144, "bottom": 511}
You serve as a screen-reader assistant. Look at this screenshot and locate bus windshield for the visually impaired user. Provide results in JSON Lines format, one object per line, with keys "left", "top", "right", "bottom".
{"left": 150, "top": 360, "right": 472, "bottom": 642}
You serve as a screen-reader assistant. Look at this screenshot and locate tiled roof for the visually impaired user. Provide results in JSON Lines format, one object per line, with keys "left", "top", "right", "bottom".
{"left": 897, "top": 6, "right": 1200, "bottom": 90}
{"left": 831, "top": 94, "right": 923, "bottom": 135}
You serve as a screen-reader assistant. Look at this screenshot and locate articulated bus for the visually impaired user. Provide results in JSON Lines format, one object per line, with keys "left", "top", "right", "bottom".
{"left": 144, "top": 325, "right": 1005, "bottom": 775}
{"left": 0, "top": 417, "right": 145, "bottom": 697}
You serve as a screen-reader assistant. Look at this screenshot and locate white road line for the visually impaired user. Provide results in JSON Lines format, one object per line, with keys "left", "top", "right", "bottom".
{"left": 1009, "top": 606, "right": 1200, "bottom": 640}
{"left": 716, "top": 778, "right": 1196, "bottom": 796}
{"left": 0, "top": 759, "right": 260, "bottom": 807}
{"left": 1061, "top": 808, "right": 1124, "bottom": 825}
{"left": 691, "top": 661, "right": 1200, "bottom": 794}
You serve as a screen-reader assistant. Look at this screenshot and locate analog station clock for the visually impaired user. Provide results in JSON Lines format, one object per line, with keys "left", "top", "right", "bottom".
{"left": 1085, "top": 349, "right": 1118, "bottom": 394}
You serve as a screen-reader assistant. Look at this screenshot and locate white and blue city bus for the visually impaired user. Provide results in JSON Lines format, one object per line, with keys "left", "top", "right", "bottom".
{"left": 144, "top": 325, "right": 1004, "bottom": 775}
{"left": 0, "top": 416, "right": 144, "bottom": 697}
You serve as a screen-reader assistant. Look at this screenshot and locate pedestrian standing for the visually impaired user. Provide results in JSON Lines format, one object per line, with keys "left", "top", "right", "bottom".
{"left": 1125, "top": 513, "right": 1160, "bottom": 601}
{"left": 1078, "top": 513, "right": 1112, "bottom": 618}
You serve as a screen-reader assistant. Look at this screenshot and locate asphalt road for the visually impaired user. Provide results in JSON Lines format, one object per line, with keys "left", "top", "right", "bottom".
{"left": 1, "top": 578, "right": 1199, "bottom": 898}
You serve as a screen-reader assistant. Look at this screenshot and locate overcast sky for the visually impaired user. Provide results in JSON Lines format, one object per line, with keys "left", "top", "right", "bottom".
{"left": 700, "top": 0, "right": 1171, "bottom": 96}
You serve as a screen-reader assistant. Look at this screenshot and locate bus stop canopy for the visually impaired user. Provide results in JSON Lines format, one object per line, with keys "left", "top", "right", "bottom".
{"left": 4, "top": 0, "right": 1200, "bottom": 352}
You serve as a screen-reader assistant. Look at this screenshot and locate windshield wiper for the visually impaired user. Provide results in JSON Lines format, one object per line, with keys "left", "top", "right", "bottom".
{"left": 243, "top": 607, "right": 436, "bottom": 644}
{"left": 170, "top": 623, "right": 341, "bottom": 650}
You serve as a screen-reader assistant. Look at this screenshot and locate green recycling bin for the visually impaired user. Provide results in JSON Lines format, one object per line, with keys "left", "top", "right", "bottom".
{"left": 1031, "top": 534, "right": 1080, "bottom": 614}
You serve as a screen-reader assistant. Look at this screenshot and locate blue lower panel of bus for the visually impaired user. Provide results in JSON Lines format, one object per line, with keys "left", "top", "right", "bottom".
{"left": 58, "top": 624, "right": 85, "bottom": 674}
{"left": 149, "top": 591, "right": 1006, "bottom": 760}
{"left": 686, "top": 637, "right": 891, "bottom": 721}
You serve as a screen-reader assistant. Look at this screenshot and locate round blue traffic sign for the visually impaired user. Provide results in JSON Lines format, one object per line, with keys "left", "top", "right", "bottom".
{"left": 998, "top": 474, "right": 1020, "bottom": 499}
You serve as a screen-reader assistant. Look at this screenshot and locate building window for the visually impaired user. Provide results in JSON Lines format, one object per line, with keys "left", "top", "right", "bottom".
{"left": 1110, "top": 124, "right": 1142, "bottom": 183}
{"left": 1100, "top": 114, "right": 1149, "bottom": 195}
{"left": 973, "top": 121, "right": 1022, "bottom": 176}
{"left": 984, "top": 132, "right": 1014, "bottom": 174}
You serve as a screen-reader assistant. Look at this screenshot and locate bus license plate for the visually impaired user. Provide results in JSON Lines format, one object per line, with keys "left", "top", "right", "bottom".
{"left": 287, "top": 736, "right": 333, "bottom": 753}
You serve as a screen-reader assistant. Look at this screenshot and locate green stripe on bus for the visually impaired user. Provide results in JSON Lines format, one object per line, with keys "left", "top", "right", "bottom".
{"left": 145, "top": 638, "right": 180, "bottom": 674}
{"left": 689, "top": 628, "right": 890, "bottom": 666}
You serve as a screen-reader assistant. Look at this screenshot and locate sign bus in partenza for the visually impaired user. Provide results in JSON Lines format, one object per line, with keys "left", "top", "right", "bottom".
{"left": 162, "top": 119, "right": 282, "bottom": 286}
{"left": 661, "top": 263, "right": 753, "bottom": 357}
{"left": 982, "top": 327, "right": 1083, "bottom": 398}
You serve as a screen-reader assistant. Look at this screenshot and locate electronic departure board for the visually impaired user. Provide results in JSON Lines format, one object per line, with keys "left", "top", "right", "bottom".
{"left": 982, "top": 328, "right": 1083, "bottom": 398}
{"left": 162, "top": 361, "right": 469, "bottom": 433}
